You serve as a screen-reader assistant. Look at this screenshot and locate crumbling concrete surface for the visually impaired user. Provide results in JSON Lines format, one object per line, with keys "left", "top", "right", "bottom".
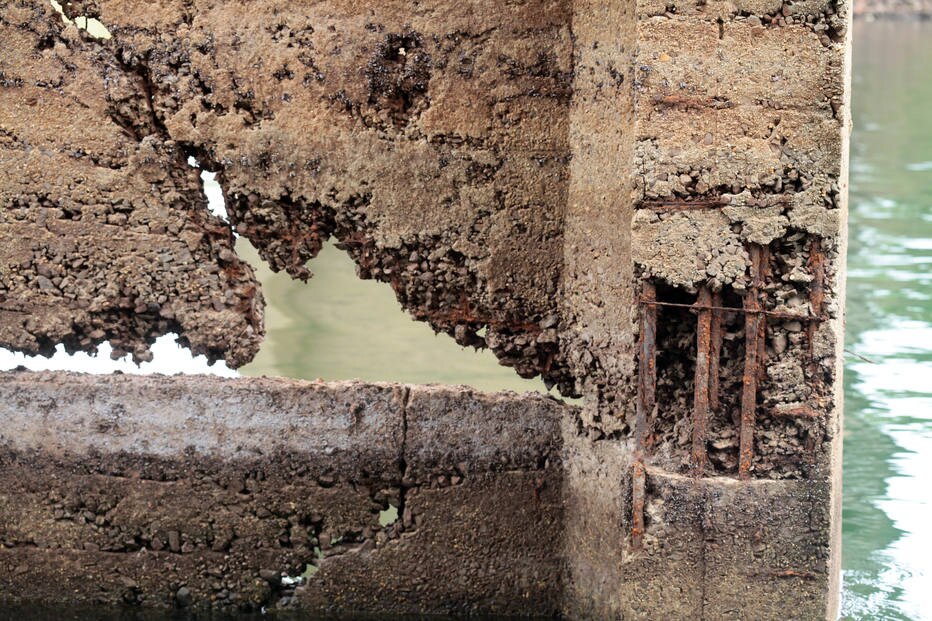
{"left": 0, "top": 2, "right": 264, "bottom": 366}
{"left": 1, "top": 0, "right": 575, "bottom": 388}
{"left": 0, "top": 0, "right": 849, "bottom": 414}
{"left": 0, "top": 0, "right": 850, "bottom": 618}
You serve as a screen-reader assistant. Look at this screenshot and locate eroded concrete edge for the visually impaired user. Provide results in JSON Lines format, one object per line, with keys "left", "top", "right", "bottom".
{"left": 0, "top": 2, "right": 265, "bottom": 366}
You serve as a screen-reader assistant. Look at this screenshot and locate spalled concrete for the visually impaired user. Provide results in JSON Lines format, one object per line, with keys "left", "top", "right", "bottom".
{"left": 0, "top": 0, "right": 850, "bottom": 618}
{"left": 0, "top": 3, "right": 264, "bottom": 366}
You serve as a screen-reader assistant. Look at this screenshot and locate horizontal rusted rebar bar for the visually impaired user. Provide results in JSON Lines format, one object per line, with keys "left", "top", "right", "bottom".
{"left": 692, "top": 286, "right": 713, "bottom": 476}
{"left": 640, "top": 199, "right": 730, "bottom": 211}
{"left": 635, "top": 298, "right": 817, "bottom": 321}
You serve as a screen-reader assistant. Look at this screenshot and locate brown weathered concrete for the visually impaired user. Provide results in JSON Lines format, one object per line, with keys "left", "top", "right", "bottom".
{"left": 0, "top": 3, "right": 264, "bottom": 366}
{"left": 0, "top": 370, "right": 839, "bottom": 619}
{"left": 0, "top": 371, "right": 567, "bottom": 616}
{"left": 1, "top": 0, "right": 576, "bottom": 389}
{"left": 0, "top": 0, "right": 850, "bottom": 618}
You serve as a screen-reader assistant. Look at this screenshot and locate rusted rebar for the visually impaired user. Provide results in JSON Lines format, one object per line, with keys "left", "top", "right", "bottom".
{"left": 709, "top": 290, "right": 724, "bottom": 412}
{"left": 807, "top": 238, "right": 825, "bottom": 360}
{"left": 635, "top": 282, "right": 658, "bottom": 449}
{"left": 692, "top": 287, "right": 713, "bottom": 475}
{"left": 630, "top": 460, "right": 647, "bottom": 550}
{"left": 632, "top": 281, "right": 657, "bottom": 550}
{"left": 739, "top": 245, "right": 767, "bottom": 480}
{"left": 635, "top": 298, "right": 813, "bottom": 321}
{"left": 641, "top": 199, "right": 729, "bottom": 211}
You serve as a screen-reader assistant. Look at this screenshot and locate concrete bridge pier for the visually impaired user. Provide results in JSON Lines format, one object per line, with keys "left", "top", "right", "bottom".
{"left": 0, "top": 0, "right": 849, "bottom": 617}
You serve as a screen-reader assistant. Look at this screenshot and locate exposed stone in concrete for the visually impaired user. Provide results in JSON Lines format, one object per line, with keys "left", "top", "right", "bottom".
{"left": 0, "top": 3, "right": 264, "bottom": 366}
{"left": 53, "top": 0, "right": 575, "bottom": 392}
{"left": 0, "top": 370, "right": 835, "bottom": 619}
{"left": 1, "top": 0, "right": 848, "bottom": 403}
{"left": 633, "top": 210, "right": 749, "bottom": 290}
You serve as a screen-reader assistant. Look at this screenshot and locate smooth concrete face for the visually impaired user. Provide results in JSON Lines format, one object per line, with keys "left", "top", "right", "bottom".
{"left": 616, "top": 472, "right": 833, "bottom": 621}
{"left": 0, "top": 370, "right": 840, "bottom": 620}
{"left": 0, "top": 0, "right": 849, "bottom": 618}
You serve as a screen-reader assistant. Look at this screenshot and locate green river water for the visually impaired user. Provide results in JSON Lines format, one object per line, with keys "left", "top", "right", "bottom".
{"left": 834, "top": 20, "right": 932, "bottom": 621}
{"left": 0, "top": 18, "right": 928, "bottom": 621}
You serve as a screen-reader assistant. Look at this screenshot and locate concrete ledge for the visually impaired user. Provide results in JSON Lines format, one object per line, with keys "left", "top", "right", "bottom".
{"left": 0, "top": 371, "right": 569, "bottom": 616}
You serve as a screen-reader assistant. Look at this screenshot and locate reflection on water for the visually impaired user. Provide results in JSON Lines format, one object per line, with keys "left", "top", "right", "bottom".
{"left": 842, "top": 20, "right": 932, "bottom": 621}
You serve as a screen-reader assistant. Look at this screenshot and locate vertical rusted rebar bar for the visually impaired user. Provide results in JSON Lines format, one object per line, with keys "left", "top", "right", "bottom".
{"left": 708, "top": 289, "right": 724, "bottom": 413}
{"left": 636, "top": 281, "right": 658, "bottom": 448}
{"left": 807, "top": 237, "right": 825, "bottom": 360}
{"left": 739, "top": 245, "right": 766, "bottom": 480}
{"left": 631, "top": 459, "right": 647, "bottom": 550}
{"left": 692, "top": 287, "right": 713, "bottom": 475}
{"left": 632, "top": 281, "right": 657, "bottom": 550}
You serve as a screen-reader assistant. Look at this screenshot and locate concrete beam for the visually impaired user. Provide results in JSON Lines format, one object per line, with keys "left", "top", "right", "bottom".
{"left": 0, "top": 371, "right": 568, "bottom": 615}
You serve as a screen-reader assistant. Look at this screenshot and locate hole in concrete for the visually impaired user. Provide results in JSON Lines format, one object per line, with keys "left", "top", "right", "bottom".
{"left": 177, "top": 161, "right": 553, "bottom": 395}
{"left": 651, "top": 283, "right": 699, "bottom": 471}
{"left": 0, "top": 335, "right": 237, "bottom": 376}
{"left": 49, "top": 1, "right": 112, "bottom": 40}
{"left": 301, "top": 547, "right": 324, "bottom": 578}
{"left": 379, "top": 503, "right": 399, "bottom": 527}
{"left": 188, "top": 156, "right": 230, "bottom": 223}
{"left": 238, "top": 239, "right": 551, "bottom": 394}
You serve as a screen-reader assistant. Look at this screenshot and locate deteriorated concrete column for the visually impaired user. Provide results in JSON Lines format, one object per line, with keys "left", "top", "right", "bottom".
{"left": 561, "top": 0, "right": 850, "bottom": 618}
{"left": 560, "top": 1, "right": 641, "bottom": 616}
{"left": 627, "top": 0, "right": 848, "bottom": 618}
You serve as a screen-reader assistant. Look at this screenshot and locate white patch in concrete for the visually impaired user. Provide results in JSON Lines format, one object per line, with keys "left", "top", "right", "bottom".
{"left": 0, "top": 334, "right": 238, "bottom": 377}
{"left": 49, "top": 1, "right": 112, "bottom": 40}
